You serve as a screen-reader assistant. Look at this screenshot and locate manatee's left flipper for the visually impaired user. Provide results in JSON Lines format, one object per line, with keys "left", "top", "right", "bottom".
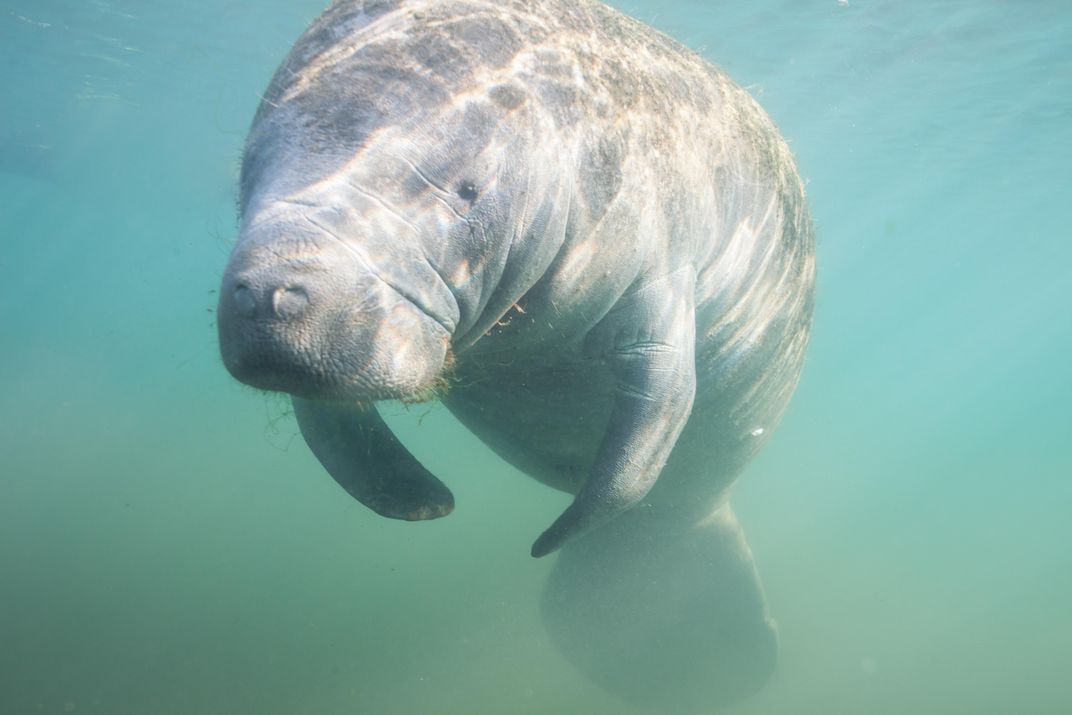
{"left": 531, "top": 268, "right": 697, "bottom": 557}
{"left": 292, "top": 397, "right": 454, "bottom": 521}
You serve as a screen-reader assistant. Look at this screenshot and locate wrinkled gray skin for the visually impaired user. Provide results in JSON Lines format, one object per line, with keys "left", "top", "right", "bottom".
{"left": 218, "top": 0, "right": 814, "bottom": 710}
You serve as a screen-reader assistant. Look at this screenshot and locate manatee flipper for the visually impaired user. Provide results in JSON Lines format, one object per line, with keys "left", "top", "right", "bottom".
{"left": 292, "top": 397, "right": 454, "bottom": 521}
{"left": 542, "top": 504, "right": 777, "bottom": 712}
{"left": 531, "top": 269, "right": 697, "bottom": 557}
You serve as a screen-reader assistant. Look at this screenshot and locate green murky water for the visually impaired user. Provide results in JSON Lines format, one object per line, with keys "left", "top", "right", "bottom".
{"left": 2, "top": 1, "right": 1070, "bottom": 713}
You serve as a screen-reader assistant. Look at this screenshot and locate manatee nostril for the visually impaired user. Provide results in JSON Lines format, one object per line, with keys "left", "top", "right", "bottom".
{"left": 272, "top": 286, "right": 310, "bottom": 319}
{"left": 232, "top": 285, "right": 256, "bottom": 318}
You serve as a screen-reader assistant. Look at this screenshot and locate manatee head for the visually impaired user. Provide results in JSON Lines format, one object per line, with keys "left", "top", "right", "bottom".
{"left": 217, "top": 3, "right": 572, "bottom": 403}
{"left": 217, "top": 195, "right": 458, "bottom": 402}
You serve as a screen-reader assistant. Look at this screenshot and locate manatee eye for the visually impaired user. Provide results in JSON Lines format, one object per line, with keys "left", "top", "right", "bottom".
{"left": 457, "top": 182, "right": 479, "bottom": 203}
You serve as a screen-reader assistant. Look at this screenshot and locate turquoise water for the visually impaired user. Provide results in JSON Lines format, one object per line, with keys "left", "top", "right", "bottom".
{"left": 2, "top": 1, "right": 1070, "bottom": 713}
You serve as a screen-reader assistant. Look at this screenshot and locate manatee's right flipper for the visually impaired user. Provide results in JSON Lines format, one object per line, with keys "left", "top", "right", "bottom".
{"left": 292, "top": 397, "right": 454, "bottom": 521}
{"left": 542, "top": 504, "right": 776, "bottom": 713}
{"left": 531, "top": 268, "right": 697, "bottom": 557}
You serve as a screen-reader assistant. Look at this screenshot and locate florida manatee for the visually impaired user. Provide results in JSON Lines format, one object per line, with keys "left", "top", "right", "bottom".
{"left": 218, "top": 0, "right": 815, "bottom": 710}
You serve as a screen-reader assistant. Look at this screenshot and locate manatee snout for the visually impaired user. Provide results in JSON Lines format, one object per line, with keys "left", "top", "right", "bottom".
{"left": 228, "top": 283, "right": 310, "bottom": 321}
{"left": 217, "top": 256, "right": 327, "bottom": 394}
{"left": 218, "top": 220, "right": 452, "bottom": 402}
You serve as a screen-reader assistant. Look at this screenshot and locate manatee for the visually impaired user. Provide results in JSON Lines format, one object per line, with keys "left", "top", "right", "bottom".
{"left": 217, "top": 0, "right": 815, "bottom": 710}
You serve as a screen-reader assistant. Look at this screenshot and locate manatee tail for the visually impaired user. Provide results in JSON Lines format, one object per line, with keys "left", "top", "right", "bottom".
{"left": 541, "top": 504, "right": 776, "bottom": 713}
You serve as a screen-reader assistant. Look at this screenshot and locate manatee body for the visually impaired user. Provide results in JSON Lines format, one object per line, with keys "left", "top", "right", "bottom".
{"left": 218, "top": 0, "right": 814, "bottom": 710}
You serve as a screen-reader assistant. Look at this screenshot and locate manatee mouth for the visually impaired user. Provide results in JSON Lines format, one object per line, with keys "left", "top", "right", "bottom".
{"left": 322, "top": 312, "right": 455, "bottom": 404}
{"left": 218, "top": 273, "right": 453, "bottom": 403}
